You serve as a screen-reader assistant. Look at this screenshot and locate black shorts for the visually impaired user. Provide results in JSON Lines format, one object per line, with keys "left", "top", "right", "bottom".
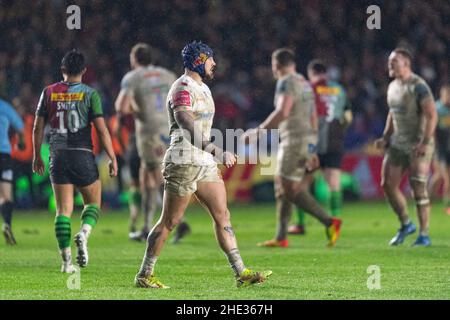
{"left": 436, "top": 148, "right": 450, "bottom": 165}
{"left": 0, "top": 153, "right": 13, "bottom": 183}
{"left": 440, "top": 153, "right": 450, "bottom": 165}
{"left": 318, "top": 152, "right": 343, "bottom": 169}
{"left": 49, "top": 149, "right": 99, "bottom": 187}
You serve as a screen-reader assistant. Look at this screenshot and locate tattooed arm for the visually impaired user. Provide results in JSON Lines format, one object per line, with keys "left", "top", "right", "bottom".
{"left": 174, "top": 110, "right": 236, "bottom": 168}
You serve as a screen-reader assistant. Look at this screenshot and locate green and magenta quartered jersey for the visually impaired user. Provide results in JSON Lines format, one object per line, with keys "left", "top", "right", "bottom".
{"left": 314, "top": 79, "right": 351, "bottom": 154}
{"left": 35, "top": 81, "right": 103, "bottom": 152}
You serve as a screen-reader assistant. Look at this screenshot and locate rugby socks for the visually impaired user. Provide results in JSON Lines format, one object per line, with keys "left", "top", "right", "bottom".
{"left": 226, "top": 248, "right": 245, "bottom": 277}
{"left": 293, "top": 190, "right": 332, "bottom": 227}
{"left": 142, "top": 189, "right": 158, "bottom": 232}
{"left": 296, "top": 208, "right": 306, "bottom": 226}
{"left": 330, "top": 191, "right": 343, "bottom": 217}
{"left": 131, "top": 189, "right": 142, "bottom": 207}
{"left": 276, "top": 195, "right": 292, "bottom": 240}
{"left": 80, "top": 204, "right": 100, "bottom": 239}
{"left": 55, "top": 215, "right": 71, "bottom": 250}
{"left": 1, "top": 201, "right": 13, "bottom": 226}
{"left": 138, "top": 254, "right": 158, "bottom": 277}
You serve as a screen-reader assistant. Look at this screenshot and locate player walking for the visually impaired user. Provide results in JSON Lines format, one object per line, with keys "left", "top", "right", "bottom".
{"left": 0, "top": 97, "right": 25, "bottom": 245}
{"left": 115, "top": 43, "right": 191, "bottom": 243}
{"left": 375, "top": 48, "right": 437, "bottom": 247}
{"left": 289, "top": 60, "right": 352, "bottom": 235}
{"left": 134, "top": 41, "right": 272, "bottom": 288}
{"left": 33, "top": 50, "right": 118, "bottom": 272}
{"left": 243, "top": 48, "right": 342, "bottom": 248}
{"left": 430, "top": 85, "right": 450, "bottom": 214}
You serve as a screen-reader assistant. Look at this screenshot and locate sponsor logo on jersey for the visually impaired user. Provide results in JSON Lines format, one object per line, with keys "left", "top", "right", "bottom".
{"left": 440, "top": 116, "right": 450, "bottom": 127}
{"left": 51, "top": 92, "right": 85, "bottom": 101}
{"left": 173, "top": 90, "right": 191, "bottom": 107}
{"left": 316, "top": 86, "right": 340, "bottom": 96}
{"left": 143, "top": 72, "right": 161, "bottom": 78}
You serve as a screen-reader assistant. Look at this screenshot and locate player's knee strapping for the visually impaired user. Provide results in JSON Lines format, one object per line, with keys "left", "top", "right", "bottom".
{"left": 410, "top": 175, "right": 430, "bottom": 207}
{"left": 55, "top": 215, "right": 71, "bottom": 249}
{"left": 81, "top": 204, "right": 100, "bottom": 228}
{"left": 129, "top": 190, "right": 141, "bottom": 207}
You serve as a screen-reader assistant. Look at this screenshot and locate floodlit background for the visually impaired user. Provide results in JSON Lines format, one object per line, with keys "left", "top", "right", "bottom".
{"left": 1, "top": 0, "right": 449, "bottom": 208}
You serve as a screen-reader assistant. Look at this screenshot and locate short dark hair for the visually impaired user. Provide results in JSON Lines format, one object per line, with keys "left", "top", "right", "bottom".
{"left": 307, "top": 59, "right": 327, "bottom": 74}
{"left": 393, "top": 47, "right": 413, "bottom": 63}
{"left": 272, "top": 48, "right": 296, "bottom": 67}
{"left": 61, "top": 49, "right": 85, "bottom": 75}
{"left": 131, "top": 43, "right": 153, "bottom": 65}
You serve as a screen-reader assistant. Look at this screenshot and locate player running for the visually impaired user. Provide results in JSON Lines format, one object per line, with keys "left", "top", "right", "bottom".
{"left": 0, "top": 97, "right": 25, "bottom": 245}
{"left": 289, "top": 60, "right": 352, "bottom": 235}
{"left": 134, "top": 41, "right": 272, "bottom": 288}
{"left": 374, "top": 48, "right": 437, "bottom": 247}
{"left": 115, "top": 43, "right": 191, "bottom": 243}
{"left": 33, "top": 50, "right": 118, "bottom": 272}
{"left": 430, "top": 85, "right": 450, "bottom": 214}
{"left": 243, "top": 48, "right": 342, "bottom": 248}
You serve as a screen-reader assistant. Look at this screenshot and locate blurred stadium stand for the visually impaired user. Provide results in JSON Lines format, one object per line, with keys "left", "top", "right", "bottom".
{"left": 1, "top": 0, "right": 448, "bottom": 207}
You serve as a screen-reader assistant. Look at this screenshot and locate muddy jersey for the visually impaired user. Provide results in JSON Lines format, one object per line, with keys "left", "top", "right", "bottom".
{"left": 274, "top": 73, "right": 317, "bottom": 147}
{"left": 387, "top": 73, "right": 434, "bottom": 151}
{"left": 164, "top": 75, "right": 215, "bottom": 165}
{"left": 120, "top": 65, "right": 176, "bottom": 141}
{"left": 35, "top": 81, "right": 103, "bottom": 152}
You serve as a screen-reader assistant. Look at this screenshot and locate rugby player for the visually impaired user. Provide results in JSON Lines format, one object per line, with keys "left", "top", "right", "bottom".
{"left": 0, "top": 97, "right": 25, "bottom": 245}
{"left": 374, "top": 48, "right": 437, "bottom": 247}
{"left": 115, "top": 43, "right": 191, "bottom": 243}
{"left": 289, "top": 60, "right": 352, "bottom": 235}
{"left": 134, "top": 41, "right": 272, "bottom": 288}
{"left": 33, "top": 50, "right": 118, "bottom": 272}
{"left": 243, "top": 48, "right": 342, "bottom": 248}
{"left": 429, "top": 85, "right": 450, "bottom": 214}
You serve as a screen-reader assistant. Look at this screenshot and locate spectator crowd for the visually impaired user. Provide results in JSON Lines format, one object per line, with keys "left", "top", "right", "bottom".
{"left": 1, "top": 0, "right": 449, "bottom": 152}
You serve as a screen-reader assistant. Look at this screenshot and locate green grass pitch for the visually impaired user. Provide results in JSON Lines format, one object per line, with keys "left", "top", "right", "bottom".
{"left": 1, "top": 201, "right": 450, "bottom": 300}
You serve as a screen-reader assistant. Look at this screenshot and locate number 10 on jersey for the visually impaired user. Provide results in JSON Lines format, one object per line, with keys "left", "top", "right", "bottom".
{"left": 56, "top": 102, "right": 80, "bottom": 133}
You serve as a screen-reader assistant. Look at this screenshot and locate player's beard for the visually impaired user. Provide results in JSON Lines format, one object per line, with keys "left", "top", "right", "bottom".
{"left": 205, "top": 67, "right": 216, "bottom": 80}
{"left": 205, "top": 68, "right": 215, "bottom": 80}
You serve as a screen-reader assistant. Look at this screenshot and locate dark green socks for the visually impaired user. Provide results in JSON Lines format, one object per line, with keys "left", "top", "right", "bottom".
{"left": 55, "top": 215, "right": 71, "bottom": 249}
{"left": 129, "top": 190, "right": 141, "bottom": 208}
{"left": 81, "top": 204, "right": 100, "bottom": 228}
{"left": 296, "top": 208, "right": 305, "bottom": 225}
{"left": 330, "top": 191, "right": 342, "bottom": 217}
